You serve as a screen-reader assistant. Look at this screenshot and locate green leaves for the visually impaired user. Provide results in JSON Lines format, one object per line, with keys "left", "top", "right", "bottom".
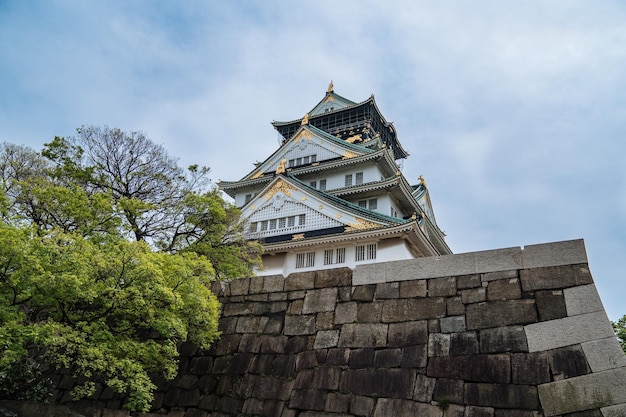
{"left": 0, "top": 127, "right": 260, "bottom": 411}
{"left": 0, "top": 223, "right": 221, "bottom": 410}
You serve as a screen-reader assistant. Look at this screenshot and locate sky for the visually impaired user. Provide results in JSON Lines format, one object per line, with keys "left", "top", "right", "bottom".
{"left": 1, "top": 0, "right": 625, "bottom": 320}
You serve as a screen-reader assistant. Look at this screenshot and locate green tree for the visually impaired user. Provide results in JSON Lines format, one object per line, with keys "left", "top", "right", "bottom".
{"left": 0, "top": 130, "right": 261, "bottom": 411}
{"left": 613, "top": 315, "right": 626, "bottom": 354}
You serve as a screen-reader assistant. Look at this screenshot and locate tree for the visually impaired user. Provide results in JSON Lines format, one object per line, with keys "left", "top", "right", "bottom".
{"left": 42, "top": 126, "right": 260, "bottom": 279}
{"left": 613, "top": 315, "right": 626, "bottom": 354}
{"left": 0, "top": 129, "right": 261, "bottom": 411}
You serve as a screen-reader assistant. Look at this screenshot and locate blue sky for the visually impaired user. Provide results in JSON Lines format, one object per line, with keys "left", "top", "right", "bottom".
{"left": 1, "top": 0, "right": 625, "bottom": 319}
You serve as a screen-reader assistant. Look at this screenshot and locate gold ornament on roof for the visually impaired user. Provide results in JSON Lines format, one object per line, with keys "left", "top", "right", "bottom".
{"left": 295, "top": 130, "right": 313, "bottom": 142}
{"left": 276, "top": 158, "right": 287, "bottom": 174}
{"left": 292, "top": 233, "right": 305, "bottom": 240}
{"left": 346, "top": 134, "right": 361, "bottom": 143}
{"left": 346, "top": 218, "right": 380, "bottom": 232}
{"left": 251, "top": 171, "right": 263, "bottom": 179}
{"left": 419, "top": 175, "right": 428, "bottom": 187}
{"left": 327, "top": 80, "right": 334, "bottom": 93}
{"left": 342, "top": 151, "right": 359, "bottom": 159}
{"left": 301, "top": 113, "right": 309, "bottom": 125}
{"left": 264, "top": 179, "right": 294, "bottom": 201}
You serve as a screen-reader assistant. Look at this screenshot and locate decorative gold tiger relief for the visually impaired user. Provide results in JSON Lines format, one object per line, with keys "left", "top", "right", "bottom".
{"left": 264, "top": 180, "right": 295, "bottom": 201}
{"left": 345, "top": 218, "right": 379, "bottom": 232}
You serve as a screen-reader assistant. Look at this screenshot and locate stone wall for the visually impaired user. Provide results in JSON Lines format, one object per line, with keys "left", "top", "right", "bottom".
{"left": 4, "top": 239, "right": 626, "bottom": 417}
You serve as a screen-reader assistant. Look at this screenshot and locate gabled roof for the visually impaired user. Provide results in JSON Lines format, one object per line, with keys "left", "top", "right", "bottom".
{"left": 219, "top": 147, "right": 400, "bottom": 199}
{"left": 272, "top": 88, "right": 409, "bottom": 160}
{"left": 241, "top": 174, "right": 405, "bottom": 227}
{"left": 308, "top": 87, "right": 357, "bottom": 116}
{"left": 238, "top": 124, "right": 375, "bottom": 182}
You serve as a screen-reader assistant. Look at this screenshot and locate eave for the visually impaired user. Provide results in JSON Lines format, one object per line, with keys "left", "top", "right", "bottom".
{"left": 261, "top": 220, "right": 440, "bottom": 258}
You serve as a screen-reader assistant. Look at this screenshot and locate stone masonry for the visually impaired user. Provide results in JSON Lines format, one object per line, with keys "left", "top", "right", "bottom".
{"left": 6, "top": 239, "right": 626, "bottom": 417}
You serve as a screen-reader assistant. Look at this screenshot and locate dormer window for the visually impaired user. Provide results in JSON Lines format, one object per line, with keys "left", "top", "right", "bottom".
{"left": 288, "top": 154, "right": 317, "bottom": 168}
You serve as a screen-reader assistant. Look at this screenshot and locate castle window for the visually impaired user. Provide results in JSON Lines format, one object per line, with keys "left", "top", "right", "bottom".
{"left": 288, "top": 216, "right": 295, "bottom": 227}
{"left": 358, "top": 200, "right": 367, "bottom": 208}
{"left": 369, "top": 199, "right": 377, "bottom": 210}
{"left": 269, "top": 219, "right": 277, "bottom": 230}
{"left": 278, "top": 218, "right": 286, "bottom": 228}
{"left": 356, "top": 243, "right": 377, "bottom": 262}
{"left": 245, "top": 194, "right": 253, "bottom": 204}
{"left": 319, "top": 179, "right": 326, "bottom": 190}
{"left": 311, "top": 155, "right": 317, "bottom": 163}
{"left": 296, "top": 251, "right": 315, "bottom": 268}
{"left": 355, "top": 172, "right": 363, "bottom": 185}
{"left": 288, "top": 159, "right": 295, "bottom": 168}
{"left": 298, "top": 214, "right": 306, "bottom": 225}
{"left": 324, "top": 248, "right": 345, "bottom": 265}
{"left": 303, "top": 156, "right": 310, "bottom": 164}
{"left": 260, "top": 221, "right": 268, "bottom": 231}
{"left": 296, "top": 157, "right": 302, "bottom": 166}
{"left": 310, "top": 180, "right": 317, "bottom": 188}
{"left": 345, "top": 174, "right": 353, "bottom": 187}
{"left": 248, "top": 222, "right": 257, "bottom": 233}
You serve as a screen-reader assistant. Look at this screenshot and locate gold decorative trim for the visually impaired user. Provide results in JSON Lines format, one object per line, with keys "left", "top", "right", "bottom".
{"left": 345, "top": 134, "right": 361, "bottom": 143}
{"left": 250, "top": 205, "right": 256, "bottom": 210}
{"left": 301, "top": 196, "right": 307, "bottom": 201}
{"left": 295, "top": 130, "right": 313, "bottom": 142}
{"left": 327, "top": 80, "right": 334, "bottom": 93}
{"left": 336, "top": 213, "right": 342, "bottom": 219}
{"left": 318, "top": 205, "right": 323, "bottom": 210}
{"left": 293, "top": 233, "right": 305, "bottom": 240}
{"left": 264, "top": 179, "right": 295, "bottom": 201}
{"left": 301, "top": 113, "right": 309, "bottom": 125}
{"left": 251, "top": 171, "right": 263, "bottom": 179}
{"left": 276, "top": 158, "right": 287, "bottom": 174}
{"left": 345, "top": 218, "right": 380, "bottom": 232}
{"left": 342, "top": 151, "right": 359, "bottom": 159}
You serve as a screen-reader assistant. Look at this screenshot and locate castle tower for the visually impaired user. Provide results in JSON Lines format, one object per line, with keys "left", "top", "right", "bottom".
{"left": 219, "top": 84, "right": 451, "bottom": 276}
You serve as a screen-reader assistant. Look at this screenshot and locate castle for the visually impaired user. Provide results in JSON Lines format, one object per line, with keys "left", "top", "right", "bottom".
{"left": 219, "top": 83, "right": 451, "bottom": 276}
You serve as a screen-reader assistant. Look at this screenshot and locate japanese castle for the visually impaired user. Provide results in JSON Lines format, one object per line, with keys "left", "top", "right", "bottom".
{"left": 219, "top": 83, "right": 452, "bottom": 276}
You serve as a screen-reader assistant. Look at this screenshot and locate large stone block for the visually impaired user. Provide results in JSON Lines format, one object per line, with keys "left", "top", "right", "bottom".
{"left": 348, "top": 347, "right": 375, "bottom": 369}
{"left": 487, "top": 278, "right": 521, "bottom": 301}
{"left": 315, "top": 267, "right": 351, "bottom": 288}
{"left": 511, "top": 352, "right": 550, "bottom": 385}
{"left": 335, "top": 302, "right": 357, "bottom": 324}
{"left": 401, "top": 344, "right": 428, "bottom": 368}
{"left": 351, "top": 284, "right": 376, "bottom": 301}
{"left": 302, "top": 288, "right": 338, "bottom": 314}
{"left": 413, "top": 373, "right": 437, "bottom": 402}
{"left": 433, "top": 377, "right": 464, "bottom": 404}
{"left": 388, "top": 320, "right": 428, "bottom": 347}
{"left": 479, "top": 326, "right": 528, "bottom": 353}
{"left": 440, "top": 315, "right": 467, "bottom": 333}
{"left": 602, "top": 404, "right": 626, "bottom": 417}
{"left": 339, "top": 369, "right": 416, "bottom": 398}
{"left": 229, "top": 277, "right": 250, "bottom": 296}
{"left": 464, "top": 383, "right": 540, "bottom": 409}
{"left": 524, "top": 311, "right": 615, "bottom": 352}
{"left": 376, "top": 282, "right": 400, "bottom": 299}
{"left": 372, "top": 398, "right": 442, "bottom": 417}
{"left": 356, "top": 302, "right": 382, "bottom": 322}
{"left": 581, "top": 337, "right": 626, "bottom": 372}
{"left": 547, "top": 345, "right": 591, "bottom": 380}
{"left": 338, "top": 323, "right": 388, "bottom": 348}
{"left": 474, "top": 246, "right": 523, "bottom": 273}
{"left": 284, "top": 315, "right": 316, "bottom": 336}
{"left": 285, "top": 272, "right": 316, "bottom": 291}
{"left": 519, "top": 264, "right": 593, "bottom": 291}
{"left": 564, "top": 284, "right": 604, "bottom": 316}
{"left": 466, "top": 300, "right": 537, "bottom": 330}
{"left": 535, "top": 290, "right": 567, "bottom": 321}
{"left": 374, "top": 348, "right": 402, "bottom": 367}
{"left": 521, "top": 239, "right": 588, "bottom": 269}
{"left": 350, "top": 395, "right": 375, "bottom": 417}
{"left": 400, "top": 279, "right": 427, "bottom": 297}
{"left": 450, "top": 332, "right": 480, "bottom": 356}
{"left": 314, "top": 330, "right": 340, "bottom": 349}
{"left": 537, "top": 367, "right": 626, "bottom": 416}
{"left": 429, "top": 277, "right": 457, "bottom": 297}
{"left": 381, "top": 297, "right": 446, "bottom": 322}
{"left": 427, "top": 354, "right": 511, "bottom": 383}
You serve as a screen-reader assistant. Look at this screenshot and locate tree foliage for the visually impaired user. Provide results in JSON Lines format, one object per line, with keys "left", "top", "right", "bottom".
{"left": 0, "top": 127, "right": 261, "bottom": 411}
{"left": 613, "top": 316, "right": 626, "bottom": 354}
